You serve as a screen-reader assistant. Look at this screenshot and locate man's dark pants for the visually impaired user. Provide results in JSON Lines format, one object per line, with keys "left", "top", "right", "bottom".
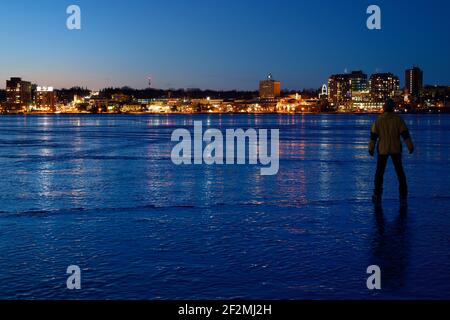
{"left": 374, "top": 153, "right": 408, "bottom": 199}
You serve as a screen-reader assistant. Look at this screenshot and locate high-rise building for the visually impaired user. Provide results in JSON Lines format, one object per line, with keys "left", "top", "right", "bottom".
{"left": 6, "top": 77, "right": 32, "bottom": 112}
{"left": 35, "top": 86, "right": 56, "bottom": 112}
{"left": 369, "top": 73, "right": 400, "bottom": 102}
{"left": 328, "top": 74, "right": 351, "bottom": 107}
{"left": 405, "top": 67, "right": 423, "bottom": 99}
{"left": 259, "top": 74, "right": 281, "bottom": 99}
{"left": 349, "top": 71, "right": 368, "bottom": 93}
{"left": 349, "top": 71, "right": 369, "bottom": 105}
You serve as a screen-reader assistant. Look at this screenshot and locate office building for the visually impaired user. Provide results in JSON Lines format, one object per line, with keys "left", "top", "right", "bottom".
{"left": 259, "top": 74, "right": 281, "bottom": 99}
{"left": 369, "top": 73, "right": 400, "bottom": 102}
{"left": 349, "top": 71, "right": 368, "bottom": 93}
{"left": 405, "top": 67, "right": 423, "bottom": 99}
{"left": 328, "top": 74, "right": 351, "bottom": 107}
{"left": 5, "top": 77, "right": 32, "bottom": 112}
{"left": 35, "top": 86, "right": 56, "bottom": 112}
{"left": 349, "top": 71, "right": 369, "bottom": 105}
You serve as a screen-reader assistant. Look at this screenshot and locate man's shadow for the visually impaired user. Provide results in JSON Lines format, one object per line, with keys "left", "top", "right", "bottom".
{"left": 370, "top": 204, "right": 410, "bottom": 291}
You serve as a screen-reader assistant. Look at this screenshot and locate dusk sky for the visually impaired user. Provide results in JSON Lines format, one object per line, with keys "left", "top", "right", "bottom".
{"left": 1, "top": 0, "right": 449, "bottom": 90}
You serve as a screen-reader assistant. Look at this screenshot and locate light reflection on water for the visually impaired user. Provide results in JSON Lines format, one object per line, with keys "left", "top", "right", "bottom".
{"left": 0, "top": 114, "right": 449, "bottom": 299}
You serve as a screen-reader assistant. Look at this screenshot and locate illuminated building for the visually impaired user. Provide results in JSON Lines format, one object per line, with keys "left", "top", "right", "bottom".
{"left": 369, "top": 73, "right": 400, "bottom": 102}
{"left": 349, "top": 71, "right": 368, "bottom": 94}
{"left": 35, "top": 86, "right": 56, "bottom": 112}
{"left": 5, "top": 77, "right": 32, "bottom": 112}
{"left": 349, "top": 71, "right": 369, "bottom": 108}
{"left": 329, "top": 71, "right": 400, "bottom": 110}
{"left": 89, "top": 97, "right": 111, "bottom": 113}
{"left": 259, "top": 74, "right": 281, "bottom": 99}
{"left": 121, "top": 104, "right": 145, "bottom": 113}
{"left": 328, "top": 74, "right": 351, "bottom": 108}
{"left": 405, "top": 67, "right": 423, "bottom": 99}
{"left": 112, "top": 93, "right": 130, "bottom": 103}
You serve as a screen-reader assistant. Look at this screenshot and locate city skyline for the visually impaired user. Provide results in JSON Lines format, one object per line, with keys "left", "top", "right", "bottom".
{"left": 0, "top": 66, "right": 444, "bottom": 93}
{"left": 3, "top": 64, "right": 448, "bottom": 115}
{"left": 1, "top": 0, "right": 450, "bottom": 90}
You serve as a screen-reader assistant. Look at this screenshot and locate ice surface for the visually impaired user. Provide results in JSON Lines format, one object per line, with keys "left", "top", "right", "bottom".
{"left": 0, "top": 114, "right": 449, "bottom": 299}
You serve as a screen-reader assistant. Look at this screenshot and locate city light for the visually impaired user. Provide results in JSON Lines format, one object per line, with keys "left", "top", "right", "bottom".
{"left": 0, "top": 68, "right": 448, "bottom": 115}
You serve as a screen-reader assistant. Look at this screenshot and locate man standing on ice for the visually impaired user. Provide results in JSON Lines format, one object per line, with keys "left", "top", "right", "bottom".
{"left": 369, "top": 99, "right": 415, "bottom": 205}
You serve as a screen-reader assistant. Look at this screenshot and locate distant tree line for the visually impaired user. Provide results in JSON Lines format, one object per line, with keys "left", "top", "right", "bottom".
{"left": 282, "top": 88, "right": 322, "bottom": 99}
{"left": 98, "top": 87, "right": 260, "bottom": 100}
{"left": 0, "top": 85, "right": 323, "bottom": 104}
{"left": 56, "top": 87, "right": 91, "bottom": 103}
{"left": 97, "top": 87, "right": 323, "bottom": 100}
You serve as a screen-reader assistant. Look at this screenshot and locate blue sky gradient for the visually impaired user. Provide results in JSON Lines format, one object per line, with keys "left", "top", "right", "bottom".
{"left": 1, "top": 0, "right": 449, "bottom": 90}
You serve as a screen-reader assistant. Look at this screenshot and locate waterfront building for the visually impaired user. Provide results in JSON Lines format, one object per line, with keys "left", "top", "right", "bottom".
{"left": 328, "top": 73, "right": 351, "bottom": 109}
{"left": 259, "top": 74, "right": 281, "bottom": 99}
{"left": 405, "top": 67, "right": 423, "bottom": 99}
{"left": 5, "top": 77, "right": 32, "bottom": 112}
{"left": 121, "top": 104, "right": 145, "bottom": 113}
{"left": 89, "top": 97, "right": 111, "bottom": 113}
{"left": 349, "top": 71, "right": 368, "bottom": 94}
{"left": 349, "top": 71, "right": 370, "bottom": 110}
{"left": 112, "top": 93, "right": 131, "bottom": 103}
{"left": 369, "top": 73, "right": 400, "bottom": 102}
{"left": 421, "top": 85, "right": 450, "bottom": 108}
{"left": 35, "top": 86, "right": 56, "bottom": 112}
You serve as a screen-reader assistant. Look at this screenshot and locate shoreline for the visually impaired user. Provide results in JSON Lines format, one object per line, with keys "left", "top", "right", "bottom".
{"left": 0, "top": 111, "right": 448, "bottom": 116}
